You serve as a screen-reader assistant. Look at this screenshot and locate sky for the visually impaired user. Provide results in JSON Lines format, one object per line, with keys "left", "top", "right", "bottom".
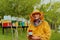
{"left": 41, "top": 0, "right": 60, "bottom": 4}
{"left": 34, "top": 0, "right": 60, "bottom": 10}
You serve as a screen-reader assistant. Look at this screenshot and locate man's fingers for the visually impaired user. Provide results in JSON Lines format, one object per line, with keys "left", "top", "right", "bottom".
{"left": 32, "top": 36, "right": 40, "bottom": 39}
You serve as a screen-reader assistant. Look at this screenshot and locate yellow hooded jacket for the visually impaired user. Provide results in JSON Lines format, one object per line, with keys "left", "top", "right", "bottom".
{"left": 27, "top": 10, "right": 51, "bottom": 40}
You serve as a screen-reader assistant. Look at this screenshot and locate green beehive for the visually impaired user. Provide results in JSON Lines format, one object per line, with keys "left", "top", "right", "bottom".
{"left": 12, "top": 20, "right": 16, "bottom": 23}
{"left": 18, "top": 21, "right": 22, "bottom": 27}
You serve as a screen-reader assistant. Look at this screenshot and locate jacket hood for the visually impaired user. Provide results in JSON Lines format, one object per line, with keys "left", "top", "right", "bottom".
{"left": 30, "top": 10, "right": 44, "bottom": 22}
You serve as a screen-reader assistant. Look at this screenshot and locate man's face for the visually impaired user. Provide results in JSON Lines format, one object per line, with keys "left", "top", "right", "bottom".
{"left": 33, "top": 14, "right": 40, "bottom": 19}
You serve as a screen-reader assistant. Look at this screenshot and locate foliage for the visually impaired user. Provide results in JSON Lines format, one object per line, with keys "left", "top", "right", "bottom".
{"left": 0, "top": 0, "right": 40, "bottom": 19}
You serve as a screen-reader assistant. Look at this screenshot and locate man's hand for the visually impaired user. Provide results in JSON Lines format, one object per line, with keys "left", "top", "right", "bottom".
{"left": 32, "top": 36, "right": 40, "bottom": 40}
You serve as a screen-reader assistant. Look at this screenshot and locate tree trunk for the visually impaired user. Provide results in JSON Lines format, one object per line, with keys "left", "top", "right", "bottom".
{"left": 55, "top": 23, "right": 58, "bottom": 33}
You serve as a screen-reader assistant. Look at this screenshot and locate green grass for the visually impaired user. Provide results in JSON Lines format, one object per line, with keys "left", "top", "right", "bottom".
{"left": 0, "top": 28, "right": 60, "bottom": 40}
{"left": 50, "top": 30, "right": 60, "bottom": 40}
{"left": 0, "top": 28, "right": 27, "bottom": 40}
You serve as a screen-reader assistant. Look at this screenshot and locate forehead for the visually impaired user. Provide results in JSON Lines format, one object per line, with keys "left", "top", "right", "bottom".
{"left": 32, "top": 12, "right": 41, "bottom": 16}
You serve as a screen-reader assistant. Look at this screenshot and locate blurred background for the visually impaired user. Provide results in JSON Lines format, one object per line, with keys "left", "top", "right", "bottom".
{"left": 0, "top": 0, "right": 60, "bottom": 40}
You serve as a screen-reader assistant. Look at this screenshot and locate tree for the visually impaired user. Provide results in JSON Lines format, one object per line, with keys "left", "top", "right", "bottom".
{"left": 0, "top": 0, "right": 40, "bottom": 19}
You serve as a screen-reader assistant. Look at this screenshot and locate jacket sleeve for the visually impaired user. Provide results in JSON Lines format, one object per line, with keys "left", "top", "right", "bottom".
{"left": 40, "top": 22, "right": 51, "bottom": 40}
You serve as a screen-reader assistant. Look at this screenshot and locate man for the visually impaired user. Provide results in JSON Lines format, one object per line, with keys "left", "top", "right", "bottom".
{"left": 27, "top": 10, "right": 51, "bottom": 40}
